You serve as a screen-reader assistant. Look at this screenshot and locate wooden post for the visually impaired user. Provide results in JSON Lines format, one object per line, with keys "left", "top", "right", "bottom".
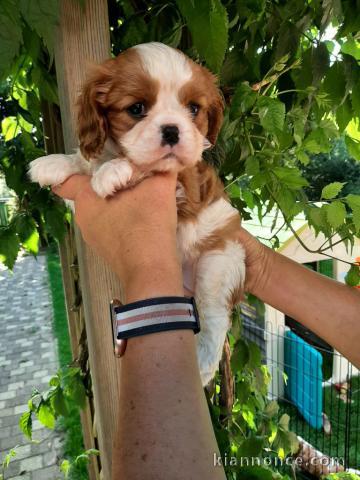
{"left": 54, "top": 2, "right": 121, "bottom": 478}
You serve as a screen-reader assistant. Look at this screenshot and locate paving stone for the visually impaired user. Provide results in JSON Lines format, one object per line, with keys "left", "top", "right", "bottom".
{"left": 8, "top": 381, "right": 25, "bottom": 391}
{"left": 8, "top": 474, "right": 31, "bottom": 480}
{"left": 0, "top": 391, "right": 16, "bottom": 401}
{"left": 0, "top": 426, "right": 11, "bottom": 440}
{"left": 7, "top": 444, "right": 31, "bottom": 461}
{"left": 0, "top": 255, "right": 64, "bottom": 479}
{"left": 20, "top": 454, "right": 43, "bottom": 471}
{"left": 0, "top": 433, "right": 24, "bottom": 450}
{"left": 18, "top": 360, "right": 34, "bottom": 368}
{"left": 31, "top": 464, "right": 60, "bottom": 480}
{"left": 33, "top": 370, "right": 49, "bottom": 379}
{"left": 43, "top": 450, "right": 60, "bottom": 466}
{"left": 14, "top": 404, "right": 28, "bottom": 415}
{"left": 2, "top": 458, "right": 21, "bottom": 477}
{"left": 0, "top": 407, "right": 15, "bottom": 418}
{"left": 5, "top": 394, "right": 32, "bottom": 408}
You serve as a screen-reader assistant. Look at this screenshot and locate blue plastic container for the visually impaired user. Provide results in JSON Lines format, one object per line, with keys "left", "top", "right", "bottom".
{"left": 284, "top": 330, "right": 323, "bottom": 429}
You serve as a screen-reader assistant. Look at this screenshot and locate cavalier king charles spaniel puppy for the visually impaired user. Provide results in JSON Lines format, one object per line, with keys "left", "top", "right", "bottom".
{"left": 29, "top": 42, "right": 245, "bottom": 386}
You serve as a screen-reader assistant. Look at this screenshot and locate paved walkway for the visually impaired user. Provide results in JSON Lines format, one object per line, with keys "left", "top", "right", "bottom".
{"left": 0, "top": 254, "right": 64, "bottom": 479}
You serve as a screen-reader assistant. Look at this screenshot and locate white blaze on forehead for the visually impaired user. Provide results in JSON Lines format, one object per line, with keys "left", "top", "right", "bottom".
{"left": 133, "top": 42, "right": 193, "bottom": 89}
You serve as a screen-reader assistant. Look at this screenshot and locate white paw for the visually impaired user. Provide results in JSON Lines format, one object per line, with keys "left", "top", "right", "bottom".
{"left": 28, "top": 154, "right": 80, "bottom": 187}
{"left": 91, "top": 160, "right": 133, "bottom": 198}
{"left": 197, "top": 334, "right": 224, "bottom": 386}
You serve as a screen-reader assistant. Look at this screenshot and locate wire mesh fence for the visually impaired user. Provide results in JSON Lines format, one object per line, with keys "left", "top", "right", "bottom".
{"left": 241, "top": 310, "right": 360, "bottom": 475}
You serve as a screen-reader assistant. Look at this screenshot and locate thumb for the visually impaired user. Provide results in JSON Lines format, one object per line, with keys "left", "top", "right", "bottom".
{"left": 52, "top": 174, "right": 92, "bottom": 200}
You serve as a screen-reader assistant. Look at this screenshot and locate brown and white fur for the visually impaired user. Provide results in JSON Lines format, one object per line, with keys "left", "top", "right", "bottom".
{"left": 29, "top": 42, "right": 245, "bottom": 386}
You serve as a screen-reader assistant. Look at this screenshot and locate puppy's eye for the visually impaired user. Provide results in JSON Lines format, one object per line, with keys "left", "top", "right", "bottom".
{"left": 127, "top": 102, "right": 146, "bottom": 118}
{"left": 188, "top": 103, "right": 200, "bottom": 117}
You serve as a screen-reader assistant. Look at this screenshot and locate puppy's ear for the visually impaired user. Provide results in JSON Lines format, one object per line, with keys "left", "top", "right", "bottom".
{"left": 77, "top": 61, "right": 114, "bottom": 160}
{"left": 207, "top": 85, "right": 224, "bottom": 146}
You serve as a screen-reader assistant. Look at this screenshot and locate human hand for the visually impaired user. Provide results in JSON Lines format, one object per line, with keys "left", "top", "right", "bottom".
{"left": 52, "top": 173, "right": 184, "bottom": 303}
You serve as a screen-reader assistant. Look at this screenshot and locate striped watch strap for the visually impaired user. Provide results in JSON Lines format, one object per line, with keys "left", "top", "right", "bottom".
{"left": 111, "top": 296, "right": 201, "bottom": 340}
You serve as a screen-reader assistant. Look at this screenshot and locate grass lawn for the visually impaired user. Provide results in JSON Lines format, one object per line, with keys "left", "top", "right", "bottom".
{"left": 279, "top": 376, "right": 360, "bottom": 470}
{"left": 47, "top": 244, "right": 89, "bottom": 480}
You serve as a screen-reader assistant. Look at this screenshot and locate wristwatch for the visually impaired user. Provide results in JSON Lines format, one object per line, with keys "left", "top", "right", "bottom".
{"left": 110, "top": 296, "right": 200, "bottom": 351}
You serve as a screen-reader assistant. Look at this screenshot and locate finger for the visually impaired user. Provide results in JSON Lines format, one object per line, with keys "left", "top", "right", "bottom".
{"left": 159, "top": 171, "right": 178, "bottom": 190}
{"left": 142, "top": 171, "right": 178, "bottom": 198}
{"left": 52, "top": 174, "right": 92, "bottom": 200}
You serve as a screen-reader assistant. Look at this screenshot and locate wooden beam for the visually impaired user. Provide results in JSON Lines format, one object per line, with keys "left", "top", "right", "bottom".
{"left": 54, "top": 2, "right": 121, "bottom": 478}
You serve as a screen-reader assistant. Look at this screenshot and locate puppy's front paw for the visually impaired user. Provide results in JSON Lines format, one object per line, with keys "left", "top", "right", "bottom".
{"left": 91, "top": 160, "right": 133, "bottom": 198}
{"left": 29, "top": 154, "right": 80, "bottom": 187}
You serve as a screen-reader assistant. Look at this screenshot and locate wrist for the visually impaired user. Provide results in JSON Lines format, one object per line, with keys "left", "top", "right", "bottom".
{"left": 249, "top": 244, "right": 274, "bottom": 298}
{"left": 122, "top": 260, "right": 184, "bottom": 303}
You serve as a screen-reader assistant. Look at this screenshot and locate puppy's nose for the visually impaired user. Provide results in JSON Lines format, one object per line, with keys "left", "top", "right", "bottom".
{"left": 161, "top": 125, "right": 179, "bottom": 146}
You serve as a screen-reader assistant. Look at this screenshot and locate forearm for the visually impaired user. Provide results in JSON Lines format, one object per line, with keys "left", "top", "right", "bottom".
{"left": 112, "top": 270, "right": 225, "bottom": 480}
{"left": 254, "top": 247, "right": 360, "bottom": 368}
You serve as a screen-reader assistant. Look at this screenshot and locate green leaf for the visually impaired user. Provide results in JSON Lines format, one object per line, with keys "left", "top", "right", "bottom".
{"left": 1, "top": 117, "right": 21, "bottom": 142}
{"left": 345, "top": 264, "right": 360, "bottom": 287}
{"left": 176, "top": 0, "right": 228, "bottom": 73}
{"left": 295, "top": 149, "right": 310, "bottom": 165}
{"left": 37, "top": 402, "right": 55, "bottom": 429}
{"left": 250, "top": 172, "right": 267, "bottom": 190}
{"left": 32, "top": 66, "right": 59, "bottom": 105}
{"left": 0, "top": 227, "right": 20, "bottom": 269}
{"left": 14, "top": 214, "right": 39, "bottom": 255}
{"left": 67, "top": 377, "right": 86, "bottom": 409}
{"left": 321, "top": 182, "right": 346, "bottom": 200}
{"left": 248, "top": 341, "right": 262, "bottom": 369}
{"left": 346, "top": 118, "right": 360, "bottom": 141}
{"left": 272, "top": 414, "right": 299, "bottom": 456}
{"left": 326, "top": 201, "right": 347, "bottom": 229}
{"left": 351, "top": 206, "right": 360, "bottom": 234}
{"left": 236, "top": 379, "right": 251, "bottom": 405}
{"left": 51, "top": 388, "right": 69, "bottom": 417}
{"left": 245, "top": 156, "right": 259, "bottom": 176}
{"left": 275, "top": 187, "right": 303, "bottom": 219}
{"left": 242, "top": 190, "right": 255, "bottom": 209}
{"left": 312, "top": 43, "right": 330, "bottom": 85}
{"left": 303, "top": 129, "right": 332, "bottom": 154}
{"left": 43, "top": 202, "right": 67, "bottom": 241}
{"left": 346, "top": 194, "right": 360, "bottom": 209}
{"left": 19, "top": 411, "right": 32, "bottom": 439}
{"left": 273, "top": 166, "right": 309, "bottom": 189}
{"left": 322, "top": 62, "right": 346, "bottom": 108}
{"left": 257, "top": 97, "right": 285, "bottom": 134}
{"left": 345, "top": 136, "right": 360, "bottom": 161}
{"left": 2, "top": 447, "right": 17, "bottom": 469}
{"left": 19, "top": 0, "right": 59, "bottom": 55}
{"left": 60, "top": 459, "right": 71, "bottom": 478}
{"left": 352, "top": 81, "right": 360, "bottom": 116}
{"left": 341, "top": 37, "right": 360, "bottom": 61}
{"left": 336, "top": 98, "right": 353, "bottom": 131}
{"left": 0, "top": 1, "right": 23, "bottom": 79}
{"left": 231, "top": 339, "right": 249, "bottom": 373}
{"left": 230, "top": 82, "right": 257, "bottom": 119}
{"left": 264, "top": 400, "right": 279, "bottom": 418}
{"left": 49, "top": 375, "right": 60, "bottom": 387}
{"left": 237, "top": 436, "right": 264, "bottom": 457}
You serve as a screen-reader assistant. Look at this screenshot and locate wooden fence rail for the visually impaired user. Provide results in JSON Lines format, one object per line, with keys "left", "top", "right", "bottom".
{"left": 50, "top": 1, "right": 121, "bottom": 478}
